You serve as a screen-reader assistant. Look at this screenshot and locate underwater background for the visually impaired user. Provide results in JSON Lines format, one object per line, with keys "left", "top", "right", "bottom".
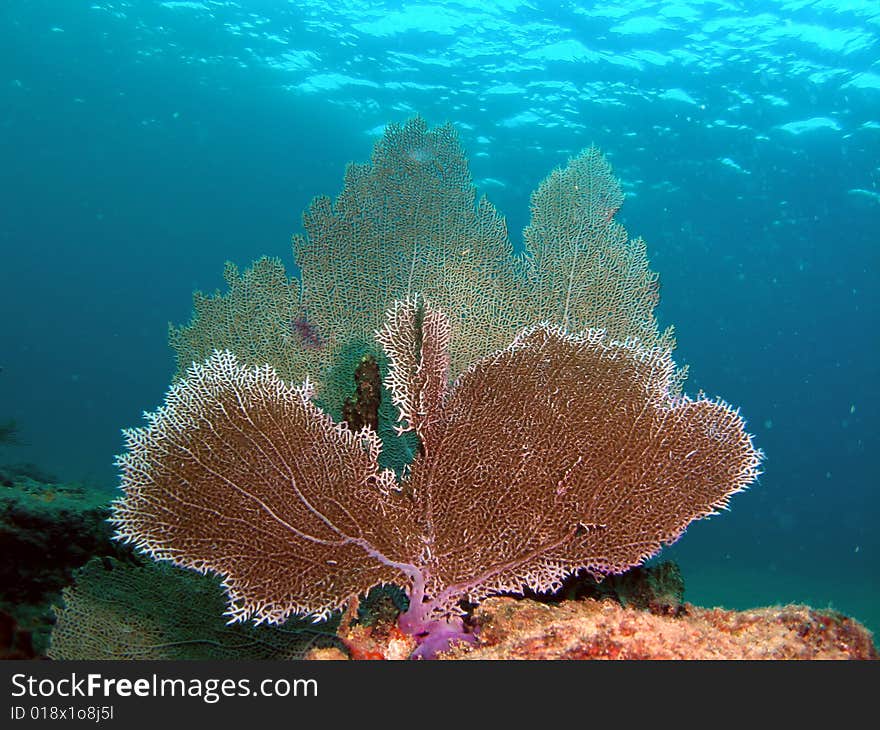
{"left": 1, "top": 1, "right": 877, "bottom": 636}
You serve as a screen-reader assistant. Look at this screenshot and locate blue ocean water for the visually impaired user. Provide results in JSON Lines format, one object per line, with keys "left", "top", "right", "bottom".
{"left": 1, "top": 1, "right": 877, "bottom": 635}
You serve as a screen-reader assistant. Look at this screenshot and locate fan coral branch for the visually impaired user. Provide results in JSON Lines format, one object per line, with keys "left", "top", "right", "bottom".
{"left": 376, "top": 295, "right": 451, "bottom": 454}
{"left": 524, "top": 146, "right": 671, "bottom": 351}
{"left": 112, "top": 351, "right": 419, "bottom": 625}
{"left": 396, "top": 307, "right": 760, "bottom": 633}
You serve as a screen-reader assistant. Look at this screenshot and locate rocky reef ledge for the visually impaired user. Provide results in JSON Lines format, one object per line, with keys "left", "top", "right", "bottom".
{"left": 309, "top": 564, "right": 877, "bottom": 660}
{"left": 0, "top": 467, "right": 122, "bottom": 657}
{"left": 446, "top": 597, "right": 877, "bottom": 660}
{"left": 309, "top": 597, "right": 876, "bottom": 661}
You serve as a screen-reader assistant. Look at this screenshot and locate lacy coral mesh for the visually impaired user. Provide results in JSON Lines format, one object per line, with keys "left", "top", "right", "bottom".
{"left": 402, "top": 319, "right": 760, "bottom": 615}
{"left": 112, "top": 351, "right": 418, "bottom": 624}
{"left": 168, "top": 257, "right": 309, "bottom": 384}
{"left": 49, "top": 558, "right": 333, "bottom": 660}
{"left": 524, "top": 146, "right": 671, "bottom": 350}
{"left": 169, "top": 118, "right": 679, "bottom": 418}
{"left": 375, "top": 296, "right": 451, "bottom": 452}
{"left": 293, "top": 116, "right": 528, "bottom": 409}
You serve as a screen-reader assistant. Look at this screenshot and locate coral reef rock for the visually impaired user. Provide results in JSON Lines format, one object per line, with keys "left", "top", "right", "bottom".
{"left": 0, "top": 474, "right": 121, "bottom": 654}
{"left": 0, "top": 610, "right": 41, "bottom": 660}
{"left": 442, "top": 597, "right": 877, "bottom": 660}
{"left": 539, "top": 561, "right": 686, "bottom": 616}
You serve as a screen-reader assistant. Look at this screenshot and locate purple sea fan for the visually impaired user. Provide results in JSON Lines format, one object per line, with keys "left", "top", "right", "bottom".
{"left": 111, "top": 298, "right": 761, "bottom": 658}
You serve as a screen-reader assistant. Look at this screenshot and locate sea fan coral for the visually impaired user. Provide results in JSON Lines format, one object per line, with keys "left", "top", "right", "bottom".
{"left": 116, "top": 117, "right": 762, "bottom": 658}
{"left": 112, "top": 298, "right": 761, "bottom": 658}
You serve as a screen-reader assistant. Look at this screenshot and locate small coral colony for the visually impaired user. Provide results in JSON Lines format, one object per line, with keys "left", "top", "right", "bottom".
{"left": 110, "top": 116, "right": 761, "bottom": 658}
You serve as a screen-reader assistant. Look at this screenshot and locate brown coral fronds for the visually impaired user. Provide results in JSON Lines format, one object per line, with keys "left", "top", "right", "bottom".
{"left": 112, "top": 352, "right": 417, "bottom": 624}
{"left": 114, "top": 300, "right": 760, "bottom": 638}
{"left": 400, "top": 311, "right": 761, "bottom": 618}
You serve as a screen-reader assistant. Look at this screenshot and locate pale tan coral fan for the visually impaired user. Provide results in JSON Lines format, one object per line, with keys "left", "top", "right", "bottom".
{"left": 169, "top": 118, "right": 671, "bottom": 414}
{"left": 292, "top": 117, "right": 528, "bottom": 408}
{"left": 168, "top": 257, "right": 308, "bottom": 384}
{"left": 523, "top": 146, "right": 669, "bottom": 349}
{"left": 49, "top": 558, "right": 335, "bottom": 660}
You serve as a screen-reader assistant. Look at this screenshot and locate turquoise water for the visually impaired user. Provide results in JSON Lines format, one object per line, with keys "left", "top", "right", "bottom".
{"left": 1, "top": 2, "right": 877, "bottom": 635}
